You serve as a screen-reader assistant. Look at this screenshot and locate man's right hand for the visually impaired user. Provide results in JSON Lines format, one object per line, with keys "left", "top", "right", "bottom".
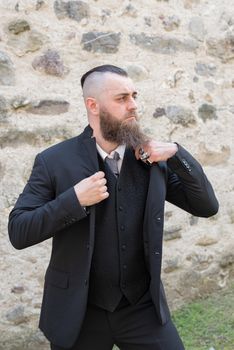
{"left": 74, "top": 171, "right": 109, "bottom": 206}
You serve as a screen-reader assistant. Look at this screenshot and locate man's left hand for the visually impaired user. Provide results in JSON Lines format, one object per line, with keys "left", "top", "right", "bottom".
{"left": 135, "top": 141, "right": 178, "bottom": 164}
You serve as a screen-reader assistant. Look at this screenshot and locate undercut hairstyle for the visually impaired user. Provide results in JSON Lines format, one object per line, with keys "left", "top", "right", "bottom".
{"left": 80, "top": 64, "right": 128, "bottom": 88}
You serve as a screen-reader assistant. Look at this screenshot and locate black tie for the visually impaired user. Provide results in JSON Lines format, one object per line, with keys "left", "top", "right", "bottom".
{"left": 105, "top": 152, "right": 120, "bottom": 177}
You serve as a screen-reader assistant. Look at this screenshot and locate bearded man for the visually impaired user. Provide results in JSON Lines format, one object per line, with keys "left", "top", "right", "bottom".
{"left": 8, "top": 65, "right": 219, "bottom": 350}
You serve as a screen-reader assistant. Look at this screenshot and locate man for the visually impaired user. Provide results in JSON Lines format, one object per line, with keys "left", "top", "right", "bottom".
{"left": 8, "top": 65, "right": 219, "bottom": 350}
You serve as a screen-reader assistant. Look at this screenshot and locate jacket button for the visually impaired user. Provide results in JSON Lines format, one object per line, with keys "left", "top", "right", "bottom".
{"left": 156, "top": 217, "right": 161, "bottom": 222}
{"left": 84, "top": 280, "right": 88, "bottom": 286}
{"left": 154, "top": 251, "right": 160, "bottom": 255}
{"left": 121, "top": 244, "right": 126, "bottom": 251}
{"left": 120, "top": 224, "right": 125, "bottom": 231}
{"left": 119, "top": 206, "right": 123, "bottom": 211}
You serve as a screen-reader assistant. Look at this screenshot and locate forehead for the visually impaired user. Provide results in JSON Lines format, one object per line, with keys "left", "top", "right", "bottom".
{"left": 102, "top": 73, "right": 136, "bottom": 95}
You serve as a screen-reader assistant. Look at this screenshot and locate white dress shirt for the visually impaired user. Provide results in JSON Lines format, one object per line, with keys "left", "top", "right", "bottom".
{"left": 96, "top": 143, "right": 126, "bottom": 173}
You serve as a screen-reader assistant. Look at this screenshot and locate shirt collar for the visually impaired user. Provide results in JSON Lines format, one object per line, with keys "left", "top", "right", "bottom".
{"left": 96, "top": 143, "right": 126, "bottom": 160}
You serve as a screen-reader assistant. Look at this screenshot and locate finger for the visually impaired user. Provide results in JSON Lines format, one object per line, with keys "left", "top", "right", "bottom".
{"left": 100, "top": 185, "right": 108, "bottom": 193}
{"left": 135, "top": 145, "right": 144, "bottom": 160}
{"left": 92, "top": 171, "right": 105, "bottom": 180}
{"left": 100, "top": 178, "right": 107, "bottom": 186}
{"left": 100, "top": 191, "right": 109, "bottom": 200}
{"left": 135, "top": 148, "right": 140, "bottom": 160}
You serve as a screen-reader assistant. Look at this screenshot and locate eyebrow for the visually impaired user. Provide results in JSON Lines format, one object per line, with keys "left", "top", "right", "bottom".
{"left": 114, "top": 91, "right": 138, "bottom": 97}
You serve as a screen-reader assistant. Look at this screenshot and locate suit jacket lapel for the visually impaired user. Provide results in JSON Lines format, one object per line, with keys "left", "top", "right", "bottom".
{"left": 77, "top": 125, "right": 99, "bottom": 174}
{"left": 79, "top": 125, "right": 99, "bottom": 259}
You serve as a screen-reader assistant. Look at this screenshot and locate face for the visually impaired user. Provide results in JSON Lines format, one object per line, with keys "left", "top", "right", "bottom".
{"left": 99, "top": 74, "right": 138, "bottom": 117}
{"left": 98, "top": 74, "right": 148, "bottom": 148}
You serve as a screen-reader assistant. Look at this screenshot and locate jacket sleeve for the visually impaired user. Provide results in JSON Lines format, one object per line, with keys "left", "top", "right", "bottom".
{"left": 166, "top": 144, "right": 219, "bottom": 217}
{"left": 8, "top": 153, "right": 87, "bottom": 250}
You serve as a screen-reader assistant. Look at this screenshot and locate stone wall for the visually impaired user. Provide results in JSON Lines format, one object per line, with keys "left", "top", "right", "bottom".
{"left": 0, "top": 0, "right": 233, "bottom": 348}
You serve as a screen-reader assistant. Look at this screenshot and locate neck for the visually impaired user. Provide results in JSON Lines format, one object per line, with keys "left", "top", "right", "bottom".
{"left": 89, "top": 119, "right": 119, "bottom": 154}
{"left": 95, "top": 134, "right": 119, "bottom": 154}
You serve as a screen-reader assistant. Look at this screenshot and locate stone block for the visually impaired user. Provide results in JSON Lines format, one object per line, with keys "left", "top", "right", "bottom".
{"left": 7, "top": 30, "right": 46, "bottom": 57}
{"left": 206, "top": 34, "right": 234, "bottom": 62}
{"left": 32, "top": 50, "right": 69, "bottom": 77}
{"left": 164, "top": 225, "right": 182, "bottom": 241}
{"left": 195, "top": 62, "right": 216, "bottom": 77}
{"left": 198, "top": 104, "right": 217, "bottom": 122}
{"left": 8, "top": 19, "right": 30, "bottom": 35}
{"left": 54, "top": 0, "right": 89, "bottom": 22}
{"left": 129, "top": 33, "right": 198, "bottom": 54}
{"left": 0, "top": 96, "right": 9, "bottom": 122}
{"left": 81, "top": 32, "right": 121, "bottom": 53}
{"left": 166, "top": 105, "right": 196, "bottom": 126}
{"left": 0, "top": 51, "right": 15, "bottom": 85}
{"left": 26, "top": 100, "right": 70, "bottom": 115}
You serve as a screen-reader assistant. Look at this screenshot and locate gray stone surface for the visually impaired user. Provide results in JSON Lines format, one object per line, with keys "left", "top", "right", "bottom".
{"left": 189, "top": 17, "right": 206, "bottom": 42}
{"left": 0, "top": 161, "right": 5, "bottom": 179}
{"left": 162, "top": 15, "right": 180, "bottom": 32}
{"left": 198, "top": 143, "right": 230, "bottom": 166}
{"left": 0, "top": 51, "right": 15, "bottom": 85}
{"left": 164, "top": 225, "right": 182, "bottom": 241}
{"left": 81, "top": 32, "right": 121, "bottom": 53}
{"left": 36, "top": 0, "right": 46, "bottom": 10}
{"left": 129, "top": 33, "right": 198, "bottom": 54}
{"left": 7, "top": 30, "right": 46, "bottom": 56}
{"left": 198, "top": 104, "right": 217, "bottom": 122}
{"left": 26, "top": 100, "right": 70, "bottom": 115}
{"left": 54, "top": 0, "right": 89, "bottom": 22}
{"left": 164, "top": 257, "right": 181, "bottom": 273}
{"left": 219, "top": 253, "right": 234, "bottom": 268}
{"left": 189, "top": 216, "right": 199, "bottom": 226}
{"left": 11, "top": 285, "right": 25, "bottom": 294}
{"left": 0, "top": 127, "right": 73, "bottom": 148}
{"left": 153, "top": 107, "right": 166, "bottom": 118}
{"left": 195, "top": 62, "right": 216, "bottom": 77}
{"left": 196, "top": 236, "right": 218, "bottom": 246}
{"left": 122, "top": 4, "right": 138, "bottom": 18}
{"left": 204, "top": 81, "right": 216, "bottom": 92}
{"left": 0, "top": 96, "right": 8, "bottom": 122}
{"left": 8, "top": 19, "right": 30, "bottom": 35}
{"left": 125, "top": 64, "right": 148, "bottom": 81}
{"left": 11, "top": 96, "right": 31, "bottom": 109}
{"left": 6, "top": 305, "right": 28, "bottom": 325}
{"left": 166, "top": 105, "right": 196, "bottom": 126}
{"left": 32, "top": 50, "right": 69, "bottom": 77}
{"left": 206, "top": 34, "right": 234, "bottom": 62}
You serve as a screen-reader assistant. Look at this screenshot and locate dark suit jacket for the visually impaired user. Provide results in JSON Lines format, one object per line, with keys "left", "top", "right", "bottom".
{"left": 8, "top": 125, "right": 219, "bottom": 348}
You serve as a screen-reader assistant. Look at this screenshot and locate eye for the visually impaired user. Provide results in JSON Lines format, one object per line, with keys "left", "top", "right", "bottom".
{"left": 117, "top": 96, "right": 126, "bottom": 101}
{"left": 133, "top": 94, "right": 138, "bottom": 100}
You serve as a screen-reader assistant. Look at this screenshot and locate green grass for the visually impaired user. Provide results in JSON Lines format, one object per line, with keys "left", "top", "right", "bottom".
{"left": 172, "top": 283, "right": 234, "bottom": 350}
{"left": 113, "top": 283, "right": 234, "bottom": 350}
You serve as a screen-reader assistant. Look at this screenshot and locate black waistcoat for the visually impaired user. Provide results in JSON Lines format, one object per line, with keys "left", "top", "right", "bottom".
{"left": 88, "top": 148, "right": 150, "bottom": 312}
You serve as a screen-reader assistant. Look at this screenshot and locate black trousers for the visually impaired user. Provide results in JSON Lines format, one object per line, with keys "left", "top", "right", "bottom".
{"left": 51, "top": 291, "right": 185, "bottom": 350}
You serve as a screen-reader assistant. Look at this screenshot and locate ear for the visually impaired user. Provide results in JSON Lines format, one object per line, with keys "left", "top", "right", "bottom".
{"left": 85, "top": 97, "right": 99, "bottom": 115}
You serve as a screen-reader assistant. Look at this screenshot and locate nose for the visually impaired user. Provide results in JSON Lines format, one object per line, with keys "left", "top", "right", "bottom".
{"left": 127, "top": 96, "right": 137, "bottom": 111}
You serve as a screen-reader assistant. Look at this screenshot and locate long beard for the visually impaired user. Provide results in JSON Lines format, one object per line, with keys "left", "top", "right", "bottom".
{"left": 99, "top": 110, "right": 148, "bottom": 149}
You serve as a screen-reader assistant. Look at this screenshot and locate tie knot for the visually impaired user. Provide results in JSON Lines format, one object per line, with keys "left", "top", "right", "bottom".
{"left": 105, "top": 152, "right": 120, "bottom": 177}
{"left": 113, "top": 151, "right": 120, "bottom": 161}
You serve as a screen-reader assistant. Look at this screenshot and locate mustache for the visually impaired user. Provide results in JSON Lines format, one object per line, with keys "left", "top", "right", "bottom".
{"left": 123, "top": 112, "right": 139, "bottom": 121}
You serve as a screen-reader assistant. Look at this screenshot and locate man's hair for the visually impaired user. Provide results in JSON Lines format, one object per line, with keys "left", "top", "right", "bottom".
{"left": 80, "top": 64, "right": 128, "bottom": 88}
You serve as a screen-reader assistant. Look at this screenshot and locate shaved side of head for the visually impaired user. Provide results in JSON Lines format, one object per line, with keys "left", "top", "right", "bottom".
{"left": 81, "top": 64, "right": 128, "bottom": 101}
{"left": 82, "top": 72, "right": 108, "bottom": 100}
